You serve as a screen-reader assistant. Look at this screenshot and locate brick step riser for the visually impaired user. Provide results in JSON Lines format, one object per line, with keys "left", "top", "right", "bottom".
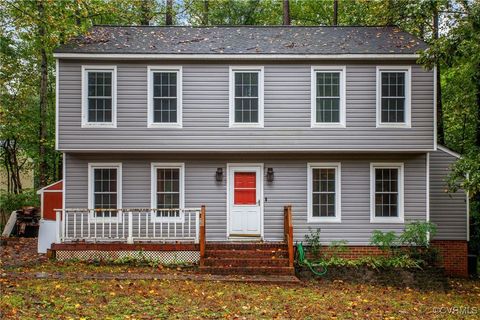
{"left": 199, "top": 267, "right": 294, "bottom": 276}
{"left": 206, "top": 249, "right": 288, "bottom": 257}
{"left": 203, "top": 258, "right": 289, "bottom": 267}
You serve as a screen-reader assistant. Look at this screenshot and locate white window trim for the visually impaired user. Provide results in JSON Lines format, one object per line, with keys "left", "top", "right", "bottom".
{"left": 229, "top": 66, "right": 264, "bottom": 128}
{"left": 370, "top": 162, "right": 405, "bottom": 223}
{"left": 376, "top": 66, "right": 411, "bottom": 128}
{"left": 81, "top": 65, "right": 117, "bottom": 128}
{"left": 307, "top": 162, "right": 342, "bottom": 223}
{"left": 150, "top": 163, "right": 185, "bottom": 222}
{"left": 87, "top": 162, "right": 122, "bottom": 223}
{"left": 147, "top": 66, "right": 183, "bottom": 128}
{"left": 311, "top": 66, "right": 346, "bottom": 128}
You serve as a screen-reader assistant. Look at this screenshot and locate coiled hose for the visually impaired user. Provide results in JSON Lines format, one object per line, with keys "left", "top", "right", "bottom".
{"left": 296, "top": 242, "right": 327, "bottom": 276}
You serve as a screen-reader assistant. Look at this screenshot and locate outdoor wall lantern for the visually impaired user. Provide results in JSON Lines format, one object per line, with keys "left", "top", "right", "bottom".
{"left": 266, "top": 167, "right": 274, "bottom": 182}
{"left": 215, "top": 168, "right": 223, "bottom": 182}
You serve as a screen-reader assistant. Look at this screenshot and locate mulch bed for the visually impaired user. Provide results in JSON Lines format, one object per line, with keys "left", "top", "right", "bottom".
{"left": 296, "top": 264, "right": 451, "bottom": 291}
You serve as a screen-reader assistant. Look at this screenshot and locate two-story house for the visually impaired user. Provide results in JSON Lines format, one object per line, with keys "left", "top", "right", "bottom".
{"left": 49, "top": 26, "right": 468, "bottom": 277}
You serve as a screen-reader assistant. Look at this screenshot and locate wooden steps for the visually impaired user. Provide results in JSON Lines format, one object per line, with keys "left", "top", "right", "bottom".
{"left": 199, "top": 242, "right": 294, "bottom": 276}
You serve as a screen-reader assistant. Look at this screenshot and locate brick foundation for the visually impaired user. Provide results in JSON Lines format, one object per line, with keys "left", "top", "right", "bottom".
{"left": 309, "top": 246, "right": 387, "bottom": 259}
{"left": 306, "top": 241, "right": 469, "bottom": 278}
{"left": 431, "top": 240, "right": 468, "bottom": 278}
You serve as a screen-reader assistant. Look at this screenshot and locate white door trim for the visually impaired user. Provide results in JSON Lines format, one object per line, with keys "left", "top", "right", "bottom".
{"left": 226, "top": 163, "right": 264, "bottom": 240}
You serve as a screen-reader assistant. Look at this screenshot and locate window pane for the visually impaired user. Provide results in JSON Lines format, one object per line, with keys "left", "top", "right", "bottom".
{"left": 316, "top": 98, "right": 340, "bottom": 123}
{"left": 156, "top": 168, "right": 180, "bottom": 211}
{"left": 380, "top": 72, "right": 406, "bottom": 123}
{"left": 315, "top": 71, "right": 341, "bottom": 123}
{"left": 316, "top": 72, "right": 340, "bottom": 98}
{"left": 153, "top": 98, "right": 177, "bottom": 123}
{"left": 88, "top": 98, "right": 112, "bottom": 123}
{"left": 87, "top": 71, "right": 113, "bottom": 123}
{"left": 311, "top": 168, "right": 336, "bottom": 217}
{"left": 235, "top": 97, "right": 258, "bottom": 123}
{"left": 93, "top": 168, "right": 118, "bottom": 212}
{"left": 234, "top": 71, "right": 259, "bottom": 123}
{"left": 374, "top": 168, "right": 399, "bottom": 217}
{"left": 152, "top": 71, "right": 178, "bottom": 123}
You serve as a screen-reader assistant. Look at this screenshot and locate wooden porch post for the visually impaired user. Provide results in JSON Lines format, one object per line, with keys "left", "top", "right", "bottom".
{"left": 284, "top": 205, "right": 294, "bottom": 268}
{"left": 199, "top": 205, "right": 206, "bottom": 266}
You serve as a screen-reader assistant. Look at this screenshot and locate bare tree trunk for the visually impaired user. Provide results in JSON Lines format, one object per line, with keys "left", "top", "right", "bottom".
{"left": 2, "top": 140, "right": 22, "bottom": 194}
{"left": 165, "top": 0, "right": 173, "bottom": 25}
{"left": 283, "top": 0, "right": 290, "bottom": 25}
{"left": 11, "top": 140, "right": 22, "bottom": 192}
{"left": 2, "top": 143, "right": 12, "bottom": 193}
{"left": 433, "top": 5, "right": 445, "bottom": 146}
{"left": 37, "top": 0, "right": 48, "bottom": 188}
{"left": 333, "top": 0, "right": 338, "bottom": 26}
{"left": 75, "top": 0, "right": 81, "bottom": 26}
{"left": 475, "top": 64, "right": 480, "bottom": 147}
{"left": 386, "top": 0, "right": 395, "bottom": 25}
{"left": 140, "top": 0, "right": 150, "bottom": 25}
{"left": 202, "top": 0, "right": 209, "bottom": 26}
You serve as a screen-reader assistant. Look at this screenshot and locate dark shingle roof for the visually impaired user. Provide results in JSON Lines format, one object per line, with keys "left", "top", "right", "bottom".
{"left": 55, "top": 26, "right": 426, "bottom": 55}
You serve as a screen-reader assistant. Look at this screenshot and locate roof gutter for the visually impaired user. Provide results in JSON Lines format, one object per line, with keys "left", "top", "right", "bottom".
{"left": 53, "top": 53, "right": 421, "bottom": 60}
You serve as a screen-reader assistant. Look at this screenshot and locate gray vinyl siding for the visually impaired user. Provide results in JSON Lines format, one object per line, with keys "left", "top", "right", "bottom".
{"left": 429, "top": 148, "right": 468, "bottom": 240}
{"left": 58, "top": 60, "right": 434, "bottom": 151}
{"left": 65, "top": 152, "right": 427, "bottom": 245}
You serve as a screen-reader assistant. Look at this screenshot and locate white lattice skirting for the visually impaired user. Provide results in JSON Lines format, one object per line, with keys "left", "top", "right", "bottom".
{"left": 55, "top": 250, "right": 200, "bottom": 264}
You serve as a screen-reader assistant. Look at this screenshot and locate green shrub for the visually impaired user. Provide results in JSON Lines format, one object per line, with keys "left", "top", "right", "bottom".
{"left": 304, "top": 228, "right": 322, "bottom": 259}
{"left": 369, "top": 221, "right": 439, "bottom": 266}
{"left": 0, "top": 189, "right": 39, "bottom": 233}
{"left": 399, "top": 221, "right": 437, "bottom": 247}
{"left": 316, "top": 255, "right": 422, "bottom": 270}
{"left": 0, "top": 189, "right": 39, "bottom": 212}
{"left": 370, "top": 230, "right": 399, "bottom": 252}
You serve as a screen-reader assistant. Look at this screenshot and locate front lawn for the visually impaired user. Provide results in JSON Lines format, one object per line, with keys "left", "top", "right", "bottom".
{"left": 1, "top": 238, "right": 479, "bottom": 319}
{"left": 1, "top": 277, "right": 479, "bottom": 319}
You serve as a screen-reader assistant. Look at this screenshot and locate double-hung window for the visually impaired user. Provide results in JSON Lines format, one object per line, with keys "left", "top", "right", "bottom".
{"left": 307, "top": 163, "right": 342, "bottom": 223}
{"left": 88, "top": 163, "right": 122, "bottom": 221}
{"left": 311, "top": 66, "right": 346, "bottom": 128}
{"left": 229, "top": 66, "right": 264, "bottom": 127}
{"left": 370, "top": 163, "right": 404, "bottom": 223}
{"left": 151, "top": 163, "right": 184, "bottom": 221}
{"left": 82, "top": 66, "right": 117, "bottom": 127}
{"left": 376, "top": 66, "right": 411, "bottom": 128}
{"left": 148, "top": 66, "right": 182, "bottom": 128}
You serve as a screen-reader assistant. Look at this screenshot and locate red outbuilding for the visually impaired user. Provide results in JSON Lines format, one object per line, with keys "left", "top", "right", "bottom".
{"left": 37, "top": 180, "right": 63, "bottom": 220}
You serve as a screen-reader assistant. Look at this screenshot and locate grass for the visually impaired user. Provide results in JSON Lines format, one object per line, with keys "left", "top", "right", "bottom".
{"left": 1, "top": 276, "right": 479, "bottom": 319}
{"left": 2, "top": 239, "right": 479, "bottom": 319}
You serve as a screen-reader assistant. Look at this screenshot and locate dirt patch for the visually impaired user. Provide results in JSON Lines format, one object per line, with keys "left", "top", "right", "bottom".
{"left": 296, "top": 265, "right": 450, "bottom": 291}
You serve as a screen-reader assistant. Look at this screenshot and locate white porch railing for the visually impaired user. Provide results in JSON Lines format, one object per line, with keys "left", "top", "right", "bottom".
{"left": 54, "top": 208, "right": 201, "bottom": 244}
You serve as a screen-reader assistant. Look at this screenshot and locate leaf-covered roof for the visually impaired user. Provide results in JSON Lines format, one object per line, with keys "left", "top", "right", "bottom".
{"left": 55, "top": 25, "right": 427, "bottom": 55}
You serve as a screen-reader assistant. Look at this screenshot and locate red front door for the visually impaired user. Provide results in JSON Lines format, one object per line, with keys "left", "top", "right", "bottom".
{"left": 229, "top": 165, "right": 262, "bottom": 237}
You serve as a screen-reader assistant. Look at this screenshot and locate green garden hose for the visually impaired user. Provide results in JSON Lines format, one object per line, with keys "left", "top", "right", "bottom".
{"left": 296, "top": 242, "right": 327, "bottom": 276}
